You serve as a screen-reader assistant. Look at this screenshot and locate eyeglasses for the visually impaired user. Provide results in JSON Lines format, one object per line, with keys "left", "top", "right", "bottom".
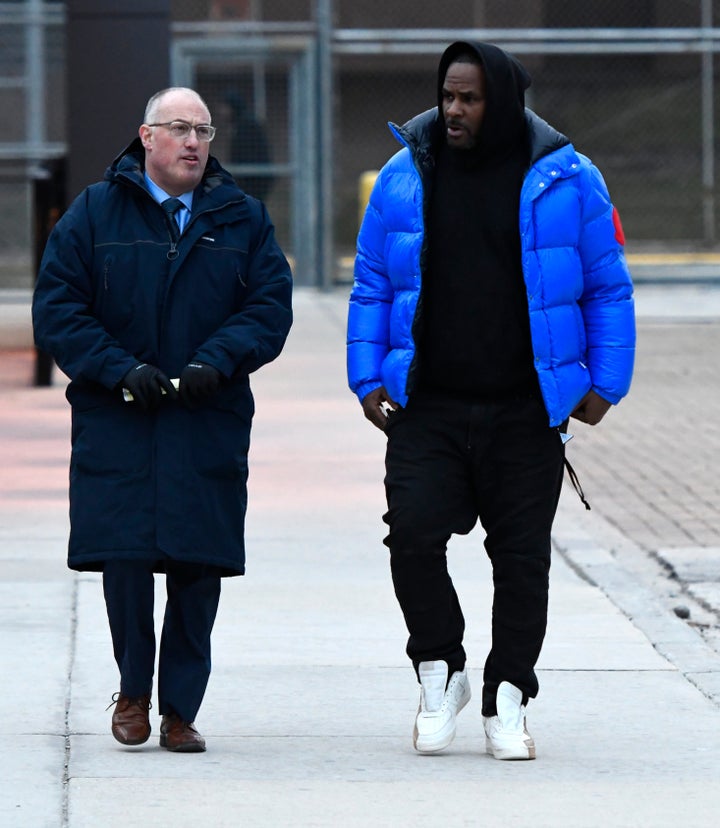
{"left": 147, "top": 120, "right": 216, "bottom": 142}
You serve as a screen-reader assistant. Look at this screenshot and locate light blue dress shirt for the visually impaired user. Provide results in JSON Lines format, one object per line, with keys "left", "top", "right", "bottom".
{"left": 144, "top": 173, "right": 193, "bottom": 233}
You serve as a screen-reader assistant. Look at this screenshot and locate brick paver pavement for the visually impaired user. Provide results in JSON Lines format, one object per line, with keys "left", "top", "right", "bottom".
{"left": 553, "top": 315, "right": 720, "bottom": 656}
{"left": 567, "top": 320, "right": 720, "bottom": 551}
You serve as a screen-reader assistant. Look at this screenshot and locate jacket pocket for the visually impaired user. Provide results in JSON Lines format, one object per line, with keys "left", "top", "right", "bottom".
{"left": 71, "top": 402, "right": 151, "bottom": 479}
{"left": 190, "top": 408, "right": 252, "bottom": 480}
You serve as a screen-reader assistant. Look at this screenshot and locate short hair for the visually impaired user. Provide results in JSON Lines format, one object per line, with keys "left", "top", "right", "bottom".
{"left": 143, "top": 87, "right": 210, "bottom": 124}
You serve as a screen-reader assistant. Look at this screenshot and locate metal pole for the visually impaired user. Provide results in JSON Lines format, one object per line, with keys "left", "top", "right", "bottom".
{"left": 251, "top": 0, "right": 267, "bottom": 121}
{"left": 25, "top": 0, "right": 46, "bottom": 165}
{"left": 701, "top": 0, "right": 715, "bottom": 245}
{"left": 316, "top": 0, "right": 334, "bottom": 289}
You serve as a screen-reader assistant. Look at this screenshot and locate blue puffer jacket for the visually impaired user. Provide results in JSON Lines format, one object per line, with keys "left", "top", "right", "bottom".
{"left": 347, "top": 108, "right": 635, "bottom": 427}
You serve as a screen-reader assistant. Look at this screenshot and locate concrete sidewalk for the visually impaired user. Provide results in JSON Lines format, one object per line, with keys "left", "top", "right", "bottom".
{"left": 2, "top": 288, "right": 720, "bottom": 827}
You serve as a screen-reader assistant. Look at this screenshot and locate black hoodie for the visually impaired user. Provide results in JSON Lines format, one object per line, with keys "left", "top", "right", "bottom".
{"left": 419, "top": 41, "right": 539, "bottom": 400}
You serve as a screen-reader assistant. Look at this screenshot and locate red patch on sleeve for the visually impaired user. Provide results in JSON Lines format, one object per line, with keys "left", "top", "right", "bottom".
{"left": 612, "top": 206, "right": 626, "bottom": 246}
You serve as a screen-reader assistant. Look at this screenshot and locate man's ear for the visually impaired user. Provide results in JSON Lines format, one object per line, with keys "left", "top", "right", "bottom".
{"left": 139, "top": 125, "right": 153, "bottom": 150}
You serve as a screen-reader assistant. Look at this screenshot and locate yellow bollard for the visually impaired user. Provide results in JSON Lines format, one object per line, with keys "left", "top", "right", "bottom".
{"left": 358, "top": 170, "right": 380, "bottom": 229}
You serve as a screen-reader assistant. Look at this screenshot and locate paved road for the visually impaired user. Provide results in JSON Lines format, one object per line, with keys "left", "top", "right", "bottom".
{"left": 2, "top": 285, "right": 720, "bottom": 827}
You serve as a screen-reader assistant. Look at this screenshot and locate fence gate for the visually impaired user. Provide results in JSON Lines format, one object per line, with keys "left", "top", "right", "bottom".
{"left": 172, "top": 32, "right": 319, "bottom": 286}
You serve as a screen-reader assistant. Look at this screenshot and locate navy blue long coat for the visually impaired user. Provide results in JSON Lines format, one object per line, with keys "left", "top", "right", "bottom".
{"left": 32, "top": 140, "right": 293, "bottom": 575}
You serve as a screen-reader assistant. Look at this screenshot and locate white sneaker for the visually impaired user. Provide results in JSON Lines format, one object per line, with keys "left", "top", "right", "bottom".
{"left": 483, "top": 681, "right": 536, "bottom": 760}
{"left": 413, "top": 661, "right": 471, "bottom": 754}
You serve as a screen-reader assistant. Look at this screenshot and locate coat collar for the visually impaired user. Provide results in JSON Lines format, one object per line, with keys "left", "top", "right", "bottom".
{"left": 389, "top": 107, "right": 572, "bottom": 170}
{"left": 104, "top": 137, "right": 245, "bottom": 214}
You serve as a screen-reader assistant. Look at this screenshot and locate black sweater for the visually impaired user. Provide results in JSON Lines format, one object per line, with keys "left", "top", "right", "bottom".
{"left": 418, "top": 40, "right": 540, "bottom": 400}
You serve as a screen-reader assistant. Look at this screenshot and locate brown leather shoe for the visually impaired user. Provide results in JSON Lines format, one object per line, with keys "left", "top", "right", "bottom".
{"left": 159, "top": 714, "right": 206, "bottom": 753}
{"left": 109, "top": 693, "right": 151, "bottom": 745}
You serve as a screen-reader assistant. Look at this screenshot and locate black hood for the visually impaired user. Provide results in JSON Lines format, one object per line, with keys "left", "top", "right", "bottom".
{"left": 437, "top": 40, "right": 531, "bottom": 159}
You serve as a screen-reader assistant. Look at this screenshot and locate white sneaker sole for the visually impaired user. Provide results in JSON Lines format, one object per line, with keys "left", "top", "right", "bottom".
{"left": 485, "top": 735, "right": 536, "bottom": 760}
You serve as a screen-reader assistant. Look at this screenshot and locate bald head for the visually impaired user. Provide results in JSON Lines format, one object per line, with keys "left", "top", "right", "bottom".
{"left": 143, "top": 87, "right": 210, "bottom": 125}
{"left": 139, "top": 88, "right": 212, "bottom": 196}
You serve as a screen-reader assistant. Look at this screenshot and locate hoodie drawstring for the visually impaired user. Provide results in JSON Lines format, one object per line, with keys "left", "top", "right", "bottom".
{"left": 564, "top": 457, "right": 591, "bottom": 511}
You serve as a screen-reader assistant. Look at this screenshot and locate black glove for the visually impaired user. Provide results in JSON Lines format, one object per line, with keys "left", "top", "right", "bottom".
{"left": 122, "top": 363, "right": 178, "bottom": 411}
{"left": 179, "top": 362, "right": 221, "bottom": 409}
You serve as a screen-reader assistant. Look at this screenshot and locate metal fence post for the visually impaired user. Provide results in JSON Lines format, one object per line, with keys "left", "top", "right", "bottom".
{"left": 316, "top": 0, "right": 334, "bottom": 289}
{"left": 701, "top": 0, "right": 716, "bottom": 245}
{"left": 32, "top": 158, "right": 66, "bottom": 386}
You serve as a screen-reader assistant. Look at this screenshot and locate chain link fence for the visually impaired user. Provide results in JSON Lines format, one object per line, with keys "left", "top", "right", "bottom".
{"left": 332, "top": 0, "right": 719, "bottom": 260}
{"left": 0, "top": 0, "right": 717, "bottom": 289}
{"left": 336, "top": 44, "right": 717, "bottom": 246}
{"left": 0, "top": 0, "right": 64, "bottom": 288}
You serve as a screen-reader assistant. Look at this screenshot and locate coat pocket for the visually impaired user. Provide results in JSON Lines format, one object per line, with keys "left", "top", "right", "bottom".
{"left": 71, "top": 403, "right": 152, "bottom": 478}
{"left": 190, "top": 408, "right": 252, "bottom": 480}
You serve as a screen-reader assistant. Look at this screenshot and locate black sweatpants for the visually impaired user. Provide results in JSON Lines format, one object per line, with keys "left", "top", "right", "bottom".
{"left": 383, "top": 392, "right": 565, "bottom": 716}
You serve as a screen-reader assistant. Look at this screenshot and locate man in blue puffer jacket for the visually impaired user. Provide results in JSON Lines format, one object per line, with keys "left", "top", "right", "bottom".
{"left": 347, "top": 42, "right": 635, "bottom": 760}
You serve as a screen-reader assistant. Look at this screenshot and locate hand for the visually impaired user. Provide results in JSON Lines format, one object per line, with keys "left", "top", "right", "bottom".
{"left": 123, "top": 363, "right": 178, "bottom": 411}
{"left": 570, "top": 390, "right": 612, "bottom": 426}
{"left": 179, "top": 362, "right": 221, "bottom": 409}
{"left": 361, "top": 386, "right": 399, "bottom": 431}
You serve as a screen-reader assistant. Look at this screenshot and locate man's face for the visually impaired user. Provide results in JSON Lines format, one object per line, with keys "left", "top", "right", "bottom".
{"left": 441, "top": 60, "right": 487, "bottom": 150}
{"left": 139, "top": 91, "right": 211, "bottom": 195}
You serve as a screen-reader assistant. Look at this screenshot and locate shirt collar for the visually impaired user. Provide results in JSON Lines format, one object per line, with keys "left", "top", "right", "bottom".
{"left": 144, "top": 172, "right": 193, "bottom": 212}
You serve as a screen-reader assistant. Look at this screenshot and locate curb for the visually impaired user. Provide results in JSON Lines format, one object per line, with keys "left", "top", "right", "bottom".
{"left": 553, "top": 491, "right": 720, "bottom": 707}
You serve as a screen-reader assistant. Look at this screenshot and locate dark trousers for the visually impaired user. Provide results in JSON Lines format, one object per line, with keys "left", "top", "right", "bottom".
{"left": 103, "top": 559, "right": 221, "bottom": 723}
{"left": 383, "top": 392, "right": 565, "bottom": 715}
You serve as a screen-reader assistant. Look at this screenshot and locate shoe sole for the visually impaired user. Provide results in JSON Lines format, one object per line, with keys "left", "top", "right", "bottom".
{"left": 112, "top": 729, "right": 151, "bottom": 746}
{"left": 159, "top": 734, "right": 206, "bottom": 753}
{"left": 485, "top": 737, "right": 536, "bottom": 760}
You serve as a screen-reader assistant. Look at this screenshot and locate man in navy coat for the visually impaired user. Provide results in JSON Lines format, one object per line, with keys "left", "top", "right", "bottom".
{"left": 33, "top": 87, "right": 293, "bottom": 752}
